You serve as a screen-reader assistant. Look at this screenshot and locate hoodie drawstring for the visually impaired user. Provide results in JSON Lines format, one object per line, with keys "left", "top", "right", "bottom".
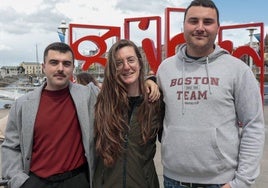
{"left": 182, "top": 58, "right": 186, "bottom": 115}
{"left": 205, "top": 56, "right": 212, "bottom": 95}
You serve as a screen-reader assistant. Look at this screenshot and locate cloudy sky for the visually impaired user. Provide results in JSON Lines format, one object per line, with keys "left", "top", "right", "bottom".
{"left": 0, "top": 0, "right": 267, "bottom": 66}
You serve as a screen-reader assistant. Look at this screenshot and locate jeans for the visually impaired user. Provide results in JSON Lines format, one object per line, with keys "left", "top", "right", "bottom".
{"left": 164, "top": 176, "right": 224, "bottom": 188}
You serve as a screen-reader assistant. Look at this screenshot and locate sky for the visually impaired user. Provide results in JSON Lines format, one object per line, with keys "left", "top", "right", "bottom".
{"left": 0, "top": 0, "right": 267, "bottom": 66}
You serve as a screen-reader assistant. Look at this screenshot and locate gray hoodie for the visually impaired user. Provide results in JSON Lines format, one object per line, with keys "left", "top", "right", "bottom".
{"left": 157, "top": 43, "right": 265, "bottom": 188}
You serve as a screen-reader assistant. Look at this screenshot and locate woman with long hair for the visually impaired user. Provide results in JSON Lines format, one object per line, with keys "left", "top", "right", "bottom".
{"left": 93, "top": 39, "right": 164, "bottom": 188}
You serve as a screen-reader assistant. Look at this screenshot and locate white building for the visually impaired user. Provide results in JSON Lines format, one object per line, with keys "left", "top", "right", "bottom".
{"left": 20, "top": 62, "right": 42, "bottom": 76}
{"left": 0, "top": 66, "right": 18, "bottom": 78}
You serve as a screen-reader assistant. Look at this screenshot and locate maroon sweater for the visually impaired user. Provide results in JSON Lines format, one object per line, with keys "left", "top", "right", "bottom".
{"left": 30, "top": 87, "right": 86, "bottom": 178}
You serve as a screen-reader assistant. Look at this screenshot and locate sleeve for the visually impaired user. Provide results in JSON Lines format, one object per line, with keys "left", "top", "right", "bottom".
{"left": 1, "top": 104, "right": 29, "bottom": 188}
{"left": 146, "top": 75, "right": 157, "bottom": 83}
{"left": 230, "top": 69, "right": 265, "bottom": 188}
{"left": 157, "top": 97, "right": 165, "bottom": 142}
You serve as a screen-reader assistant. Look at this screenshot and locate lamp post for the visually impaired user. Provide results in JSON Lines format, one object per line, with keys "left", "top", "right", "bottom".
{"left": 58, "top": 20, "right": 68, "bottom": 43}
{"left": 246, "top": 27, "right": 257, "bottom": 69}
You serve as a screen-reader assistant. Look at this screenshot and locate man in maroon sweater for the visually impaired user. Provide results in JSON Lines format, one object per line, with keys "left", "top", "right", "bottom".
{"left": 2, "top": 42, "right": 97, "bottom": 188}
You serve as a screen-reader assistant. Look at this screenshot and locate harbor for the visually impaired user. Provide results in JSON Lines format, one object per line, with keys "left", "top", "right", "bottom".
{"left": 0, "top": 75, "right": 40, "bottom": 109}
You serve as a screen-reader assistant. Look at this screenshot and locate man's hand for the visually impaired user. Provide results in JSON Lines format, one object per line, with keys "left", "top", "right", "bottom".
{"left": 221, "top": 183, "right": 231, "bottom": 188}
{"left": 145, "top": 79, "right": 160, "bottom": 102}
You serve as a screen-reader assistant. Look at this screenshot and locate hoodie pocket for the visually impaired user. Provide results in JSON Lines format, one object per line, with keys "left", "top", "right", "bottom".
{"left": 162, "top": 126, "right": 228, "bottom": 176}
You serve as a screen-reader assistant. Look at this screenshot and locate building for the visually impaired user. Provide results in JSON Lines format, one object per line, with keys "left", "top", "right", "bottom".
{"left": 0, "top": 66, "right": 19, "bottom": 78}
{"left": 20, "top": 62, "right": 42, "bottom": 76}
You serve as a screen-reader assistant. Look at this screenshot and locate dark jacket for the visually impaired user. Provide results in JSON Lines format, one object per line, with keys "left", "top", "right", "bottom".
{"left": 93, "top": 96, "right": 163, "bottom": 188}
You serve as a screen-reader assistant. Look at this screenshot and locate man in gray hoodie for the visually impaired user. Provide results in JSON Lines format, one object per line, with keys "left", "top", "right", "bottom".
{"left": 157, "top": 0, "right": 265, "bottom": 188}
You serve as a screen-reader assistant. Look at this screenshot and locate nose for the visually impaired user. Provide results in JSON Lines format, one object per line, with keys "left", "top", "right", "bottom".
{"left": 57, "top": 62, "right": 64, "bottom": 71}
{"left": 196, "top": 21, "right": 205, "bottom": 31}
{"left": 122, "top": 60, "right": 131, "bottom": 69}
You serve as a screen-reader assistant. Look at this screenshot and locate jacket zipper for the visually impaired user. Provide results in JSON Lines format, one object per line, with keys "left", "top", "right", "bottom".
{"left": 123, "top": 105, "right": 135, "bottom": 188}
{"left": 123, "top": 133, "right": 128, "bottom": 188}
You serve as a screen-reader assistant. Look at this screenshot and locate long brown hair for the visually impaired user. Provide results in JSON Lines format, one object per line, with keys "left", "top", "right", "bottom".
{"left": 94, "top": 39, "right": 161, "bottom": 167}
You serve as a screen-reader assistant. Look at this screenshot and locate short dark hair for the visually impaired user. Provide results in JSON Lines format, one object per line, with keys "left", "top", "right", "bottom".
{"left": 43, "top": 42, "right": 75, "bottom": 63}
{"left": 184, "top": 0, "right": 220, "bottom": 26}
{"left": 76, "top": 72, "right": 99, "bottom": 86}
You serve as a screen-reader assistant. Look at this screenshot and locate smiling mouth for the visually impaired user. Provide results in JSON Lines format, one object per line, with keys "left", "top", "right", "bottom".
{"left": 122, "top": 72, "right": 134, "bottom": 76}
{"left": 194, "top": 34, "right": 206, "bottom": 38}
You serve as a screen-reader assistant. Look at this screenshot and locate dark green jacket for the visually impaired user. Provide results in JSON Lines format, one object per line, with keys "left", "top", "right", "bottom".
{"left": 93, "top": 97, "right": 163, "bottom": 188}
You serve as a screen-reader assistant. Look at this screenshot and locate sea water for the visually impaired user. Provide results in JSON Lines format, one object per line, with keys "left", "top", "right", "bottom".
{"left": 0, "top": 98, "right": 14, "bottom": 109}
{"left": 0, "top": 88, "right": 26, "bottom": 109}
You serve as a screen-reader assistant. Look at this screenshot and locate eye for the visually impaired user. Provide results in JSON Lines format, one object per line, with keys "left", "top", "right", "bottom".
{"left": 116, "top": 60, "right": 123, "bottom": 68}
{"left": 127, "top": 57, "right": 136, "bottom": 64}
{"left": 203, "top": 19, "right": 215, "bottom": 25}
{"left": 49, "top": 60, "right": 58, "bottom": 65}
{"left": 62, "top": 61, "right": 72, "bottom": 67}
{"left": 188, "top": 18, "right": 198, "bottom": 25}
